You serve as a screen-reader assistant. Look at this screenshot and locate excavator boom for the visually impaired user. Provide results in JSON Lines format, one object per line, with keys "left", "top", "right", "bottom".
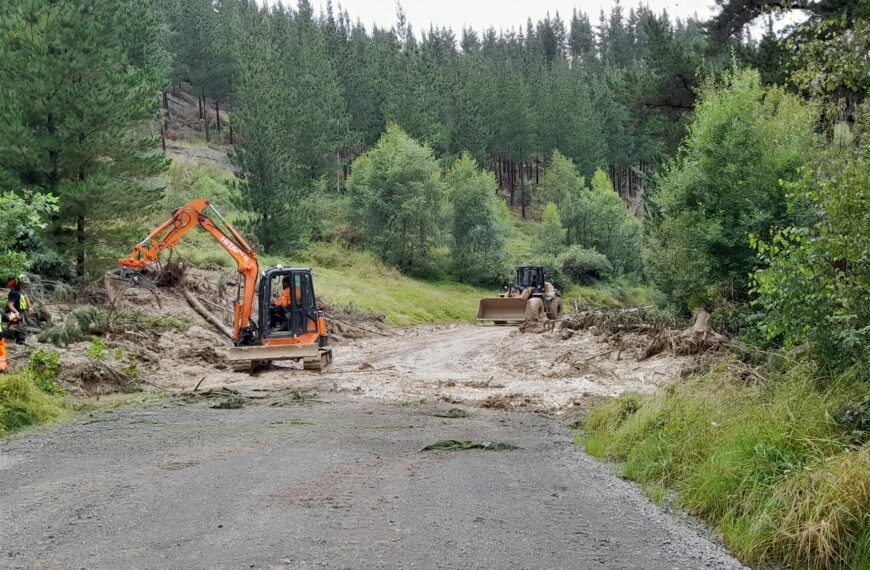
{"left": 117, "top": 199, "right": 259, "bottom": 341}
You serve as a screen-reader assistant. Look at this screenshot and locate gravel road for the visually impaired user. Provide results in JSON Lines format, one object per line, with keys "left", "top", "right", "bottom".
{"left": 0, "top": 394, "right": 745, "bottom": 569}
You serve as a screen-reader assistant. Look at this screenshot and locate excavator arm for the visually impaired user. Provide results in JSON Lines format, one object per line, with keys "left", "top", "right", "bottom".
{"left": 118, "top": 199, "right": 259, "bottom": 343}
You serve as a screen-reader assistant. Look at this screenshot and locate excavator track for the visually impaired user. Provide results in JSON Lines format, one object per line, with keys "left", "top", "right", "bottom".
{"left": 303, "top": 348, "right": 333, "bottom": 372}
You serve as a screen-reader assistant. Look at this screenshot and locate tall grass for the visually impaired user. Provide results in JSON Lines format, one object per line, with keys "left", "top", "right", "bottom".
{"left": 0, "top": 372, "right": 68, "bottom": 436}
{"left": 583, "top": 361, "right": 869, "bottom": 569}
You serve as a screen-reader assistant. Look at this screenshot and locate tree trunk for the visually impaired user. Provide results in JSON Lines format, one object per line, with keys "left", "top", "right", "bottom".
{"left": 76, "top": 215, "right": 86, "bottom": 278}
{"left": 198, "top": 88, "right": 204, "bottom": 119}
{"left": 163, "top": 91, "right": 168, "bottom": 110}
{"left": 229, "top": 120, "right": 234, "bottom": 145}
{"left": 215, "top": 100, "right": 221, "bottom": 130}
{"left": 509, "top": 161, "right": 515, "bottom": 206}
{"left": 204, "top": 112, "right": 210, "bottom": 143}
{"left": 520, "top": 172, "right": 526, "bottom": 219}
{"left": 183, "top": 289, "right": 233, "bottom": 339}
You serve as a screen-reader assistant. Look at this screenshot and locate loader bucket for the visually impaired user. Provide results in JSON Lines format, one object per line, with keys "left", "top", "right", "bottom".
{"left": 476, "top": 297, "right": 529, "bottom": 322}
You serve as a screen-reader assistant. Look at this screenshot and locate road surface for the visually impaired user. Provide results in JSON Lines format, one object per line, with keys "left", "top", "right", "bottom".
{"left": 0, "top": 394, "right": 745, "bottom": 569}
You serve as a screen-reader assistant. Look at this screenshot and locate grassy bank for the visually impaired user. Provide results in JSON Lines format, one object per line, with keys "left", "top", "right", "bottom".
{"left": 0, "top": 371, "right": 69, "bottom": 437}
{"left": 582, "top": 361, "right": 869, "bottom": 569}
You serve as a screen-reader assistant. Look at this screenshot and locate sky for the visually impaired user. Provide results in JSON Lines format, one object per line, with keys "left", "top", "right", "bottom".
{"left": 303, "top": 1, "right": 719, "bottom": 33}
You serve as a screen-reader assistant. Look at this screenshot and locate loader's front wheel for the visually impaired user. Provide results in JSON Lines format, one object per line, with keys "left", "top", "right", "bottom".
{"left": 525, "top": 298, "right": 546, "bottom": 322}
{"left": 547, "top": 298, "right": 563, "bottom": 320}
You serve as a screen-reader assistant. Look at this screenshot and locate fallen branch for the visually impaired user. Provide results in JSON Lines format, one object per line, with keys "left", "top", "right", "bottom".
{"left": 183, "top": 288, "right": 233, "bottom": 339}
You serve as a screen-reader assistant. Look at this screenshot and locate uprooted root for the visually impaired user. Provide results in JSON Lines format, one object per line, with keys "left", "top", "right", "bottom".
{"left": 640, "top": 310, "right": 726, "bottom": 360}
{"left": 561, "top": 307, "right": 726, "bottom": 360}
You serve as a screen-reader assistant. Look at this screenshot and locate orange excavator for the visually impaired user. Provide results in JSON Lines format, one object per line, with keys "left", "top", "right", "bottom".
{"left": 111, "top": 199, "right": 333, "bottom": 371}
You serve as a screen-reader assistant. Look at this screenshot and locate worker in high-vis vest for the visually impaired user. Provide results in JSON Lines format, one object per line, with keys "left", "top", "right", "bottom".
{"left": 6, "top": 274, "right": 28, "bottom": 345}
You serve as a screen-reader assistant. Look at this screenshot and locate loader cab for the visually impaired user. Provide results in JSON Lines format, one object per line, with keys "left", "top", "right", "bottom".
{"left": 516, "top": 266, "right": 545, "bottom": 292}
{"left": 259, "top": 268, "right": 320, "bottom": 339}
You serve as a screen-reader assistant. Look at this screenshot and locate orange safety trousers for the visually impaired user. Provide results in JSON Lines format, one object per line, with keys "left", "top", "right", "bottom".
{"left": 0, "top": 338, "right": 7, "bottom": 373}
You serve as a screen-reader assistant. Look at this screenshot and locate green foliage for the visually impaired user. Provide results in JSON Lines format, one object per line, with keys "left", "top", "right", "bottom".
{"left": 557, "top": 246, "right": 613, "bottom": 284}
{"left": 0, "top": 191, "right": 58, "bottom": 276}
{"left": 26, "top": 349, "right": 64, "bottom": 396}
{"left": 534, "top": 203, "right": 566, "bottom": 258}
{"left": 752, "top": 110, "right": 870, "bottom": 368}
{"left": 346, "top": 125, "right": 446, "bottom": 277}
{"left": 87, "top": 337, "right": 107, "bottom": 361}
{"left": 446, "top": 154, "right": 508, "bottom": 286}
{"left": 0, "top": 372, "right": 67, "bottom": 437}
{"left": 542, "top": 153, "right": 642, "bottom": 274}
{"left": 230, "top": 1, "right": 348, "bottom": 253}
{"left": 163, "top": 162, "right": 236, "bottom": 213}
{"left": 789, "top": 16, "right": 870, "bottom": 100}
{"left": 583, "top": 362, "right": 868, "bottom": 569}
{"left": 537, "top": 150, "right": 585, "bottom": 208}
{"left": 0, "top": 0, "right": 168, "bottom": 277}
{"left": 570, "top": 169, "right": 642, "bottom": 274}
{"left": 645, "top": 69, "right": 817, "bottom": 311}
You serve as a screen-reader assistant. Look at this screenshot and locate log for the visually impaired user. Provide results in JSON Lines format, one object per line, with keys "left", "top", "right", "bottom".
{"left": 182, "top": 288, "right": 233, "bottom": 339}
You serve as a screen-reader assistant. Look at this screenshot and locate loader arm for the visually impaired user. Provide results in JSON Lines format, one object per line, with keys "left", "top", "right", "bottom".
{"left": 118, "top": 199, "right": 259, "bottom": 342}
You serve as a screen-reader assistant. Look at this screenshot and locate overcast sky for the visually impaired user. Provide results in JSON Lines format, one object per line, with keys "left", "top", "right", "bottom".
{"left": 305, "top": 1, "right": 718, "bottom": 33}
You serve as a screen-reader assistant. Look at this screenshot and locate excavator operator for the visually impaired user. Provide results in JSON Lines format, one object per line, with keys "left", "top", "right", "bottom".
{"left": 275, "top": 276, "right": 292, "bottom": 308}
{"left": 271, "top": 277, "right": 293, "bottom": 331}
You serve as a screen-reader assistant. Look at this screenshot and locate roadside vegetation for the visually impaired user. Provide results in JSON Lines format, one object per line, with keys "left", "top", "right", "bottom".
{"left": 584, "top": 361, "right": 868, "bottom": 570}
{"left": 1, "top": 351, "right": 69, "bottom": 437}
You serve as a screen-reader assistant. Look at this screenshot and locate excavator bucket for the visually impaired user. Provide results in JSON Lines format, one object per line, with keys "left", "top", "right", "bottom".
{"left": 476, "top": 297, "right": 529, "bottom": 322}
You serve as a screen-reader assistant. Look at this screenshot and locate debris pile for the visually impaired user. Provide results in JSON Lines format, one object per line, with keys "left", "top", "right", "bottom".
{"left": 558, "top": 306, "right": 726, "bottom": 360}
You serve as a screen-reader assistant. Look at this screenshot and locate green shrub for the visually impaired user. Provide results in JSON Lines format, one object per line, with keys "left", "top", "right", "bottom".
{"left": 558, "top": 245, "right": 613, "bottom": 284}
{"left": 645, "top": 69, "right": 817, "bottom": 311}
{"left": 751, "top": 107, "right": 869, "bottom": 368}
{"left": 25, "top": 348, "right": 64, "bottom": 395}
{"left": 346, "top": 124, "right": 446, "bottom": 278}
{"left": 86, "top": 336, "right": 106, "bottom": 361}
{"left": 163, "top": 162, "right": 236, "bottom": 213}
{"left": 38, "top": 305, "right": 107, "bottom": 346}
{"left": 534, "top": 203, "right": 566, "bottom": 258}
{"left": 583, "top": 362, "right": 868, "bottom": 569}
{"left": 446, "top": 154, "right": 509, "bottom": 286}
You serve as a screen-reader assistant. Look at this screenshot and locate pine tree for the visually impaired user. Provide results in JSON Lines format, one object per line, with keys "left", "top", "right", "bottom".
{"left": 230, "top": 3, "right": 307, "bottom": 251}
{"left": 288, "top": 0, "right": 349, "bottom": 178}
{"left": 0, "top": 0, "right": 168, "bottom": 276}
{"left": 569, "top": 9, "right": 596, "bottom": 65}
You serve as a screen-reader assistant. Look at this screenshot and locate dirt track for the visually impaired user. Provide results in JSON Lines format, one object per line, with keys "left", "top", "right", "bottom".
{"left": 0, "top": 321, "right": 747, "bottom": 568}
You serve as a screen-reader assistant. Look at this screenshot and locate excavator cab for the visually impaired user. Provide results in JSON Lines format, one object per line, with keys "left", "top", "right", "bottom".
{"left": 229, "top": 266, "right": 332, "bottom": 371}
{"left": 260, "top": 268, "right": 322, "bottom": 339}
